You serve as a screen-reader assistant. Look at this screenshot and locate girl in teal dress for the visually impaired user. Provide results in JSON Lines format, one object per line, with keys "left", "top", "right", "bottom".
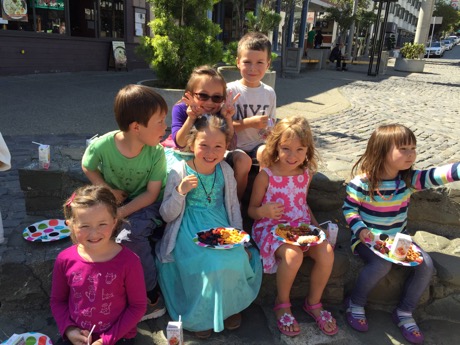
{"left": 156, "top": 116, "right": 262, "bottom": 338}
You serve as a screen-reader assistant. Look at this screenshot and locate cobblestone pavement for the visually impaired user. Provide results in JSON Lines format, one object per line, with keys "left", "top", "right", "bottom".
{"left": 1, "top": 53, "right": 460, "bottom": 345}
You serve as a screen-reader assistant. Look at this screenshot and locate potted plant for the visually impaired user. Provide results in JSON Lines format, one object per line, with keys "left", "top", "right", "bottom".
{"left": 394, "top": 42, "right": 426, "bottom": 73}
{"left": 217, "top": 2, "right": 281, "bottom": 88}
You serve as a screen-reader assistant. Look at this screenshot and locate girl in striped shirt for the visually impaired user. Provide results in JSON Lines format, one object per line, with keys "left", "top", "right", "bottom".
{"left": 343, "top": 124, "right": 459, "bottom": 344}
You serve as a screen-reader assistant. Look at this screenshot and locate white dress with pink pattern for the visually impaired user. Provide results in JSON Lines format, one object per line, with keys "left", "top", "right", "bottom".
{"left": 252, "top": 168, "right": 312, "bottom": 274}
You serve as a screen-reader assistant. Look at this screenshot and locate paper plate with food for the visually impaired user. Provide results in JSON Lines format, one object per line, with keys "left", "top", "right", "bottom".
{"left": 193, "top": 227, "right": 249, "bottom": 249}
{"left": 365, "top": 233, "right": 423, "bottom": 266}
{"left": 271, "top": 222, "right": 326, "bottom": 247}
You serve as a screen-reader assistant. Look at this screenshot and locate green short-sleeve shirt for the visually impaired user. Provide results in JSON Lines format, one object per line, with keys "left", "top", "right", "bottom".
{"left": 82, "top": 131, "right": 166, "bottom": 200}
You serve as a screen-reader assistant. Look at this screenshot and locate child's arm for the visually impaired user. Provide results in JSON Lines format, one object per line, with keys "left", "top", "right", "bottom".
{"left": 173, "top": 95, "right": 203, "bottom": 148}
{"left": 98, "top": 253, "right": 146, "bottom": 345}
{"left": 248, "top": 170, "right": 284, "bottom": 220}
{"left": 159, "top": 168, "right": 190, "bottom": 222}
{"left": 220, "top": 91, "right": 240, "bottom": 146}
{"left": 81, "top": 166, "right": 127, "bottom": 205}
{"left": 50, "top": 255, "right": 85, "bottom": 345}
{"left": 117, "top": 180, "right": 162, "bottom": 218}
{"left": 343, "top": 179, "right": 374, "bottom": 242}
{"left": 233, "top": 114, "right": 271, "bottom": 132}
{"left": 412, "top": 163, "right": 460, "bottom": 190}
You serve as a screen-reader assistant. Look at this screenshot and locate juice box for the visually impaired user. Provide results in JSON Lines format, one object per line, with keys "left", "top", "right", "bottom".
{"left": 38, "top": 144, "right": 50, "bottom": 169}
{"left": 389, "top": 233, "right": 412, "bottom": 261}
{"left": 327, "top": 222, "right": 339, "bottom": 248}
{"left": 166, "top": 318, "right": 183, "bottom": 345}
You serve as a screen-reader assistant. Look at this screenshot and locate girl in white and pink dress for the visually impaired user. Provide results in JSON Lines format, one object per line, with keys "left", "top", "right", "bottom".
{"left": 248, "top": 116, "right": 337, "bottom": 337}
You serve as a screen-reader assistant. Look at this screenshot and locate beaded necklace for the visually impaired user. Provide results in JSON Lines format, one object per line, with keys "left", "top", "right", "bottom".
{"left": 376, "top": 176, "right": 401, "bottom": 201}
{"left": 193, "top": 158, "right": 216, "bottom": 203}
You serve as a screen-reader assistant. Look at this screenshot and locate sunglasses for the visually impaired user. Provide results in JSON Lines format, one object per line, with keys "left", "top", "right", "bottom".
{"left": 194, "top": 93, "right": 225, "bottom": 103}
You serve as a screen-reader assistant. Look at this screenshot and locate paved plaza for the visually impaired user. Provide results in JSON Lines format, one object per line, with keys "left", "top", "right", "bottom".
{"left": 1, "top": 50, "right": 460, "bottom": 344}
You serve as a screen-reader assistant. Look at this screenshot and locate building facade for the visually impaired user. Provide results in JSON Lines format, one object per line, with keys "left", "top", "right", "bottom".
{"left": 0, "top": 0, "right": 150, "bottom": 75}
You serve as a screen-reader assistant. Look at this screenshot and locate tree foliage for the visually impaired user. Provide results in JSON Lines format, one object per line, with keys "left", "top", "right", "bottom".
{"left": 136, "top": 0, "right": 223, "bottom": 88}
{"left": 325, "top": 0, "right": 373, "bottom": 43}
{"left": 246, "top": 2, "right": 282, "bottom": 35}
{"left": 433, "top": 3, "right": 460, "bottom": 37}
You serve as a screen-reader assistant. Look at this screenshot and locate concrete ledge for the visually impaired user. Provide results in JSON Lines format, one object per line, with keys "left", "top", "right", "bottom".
{"left": 7, "top": 145, "right": 460, "bottom": 316}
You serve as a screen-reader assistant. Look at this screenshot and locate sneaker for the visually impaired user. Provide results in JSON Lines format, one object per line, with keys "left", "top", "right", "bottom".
{"left": 140, "top": 294, "right": 166, "bottom": 322}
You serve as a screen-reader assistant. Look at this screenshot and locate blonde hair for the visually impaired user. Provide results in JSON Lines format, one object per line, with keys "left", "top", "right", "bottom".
{"left": 262, "top": 116, "right": 318, "bottom": 172}
{"left": 352, "top": 123, "right": 416, "bottom": 200}
{"left": 63, "top": 185, "right": 121, "bottom": 243}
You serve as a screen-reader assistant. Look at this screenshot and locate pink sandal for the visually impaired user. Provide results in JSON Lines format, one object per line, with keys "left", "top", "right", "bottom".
{"left": 303, "top": 302, "right": 338, "bottom": 336}
{"left": 273, "top": 302, "right": 301, "bottom": 337}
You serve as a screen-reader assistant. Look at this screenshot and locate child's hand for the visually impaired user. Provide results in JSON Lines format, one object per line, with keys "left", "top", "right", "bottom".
{"left": 182, "top": 92, "right": 204, "bottom": 119}
{"left": 220, "top": 90, "right": 241, "bottom": 120}
{"left": 177, "top": 174, "right": 198, "bottom": 195}
{"left": 261, "top": 202, "right": 284, "bottom": 219}
{"left": 247, "top": 114, "right": 270, "bottom": 129}
{"left": 65, "top": 326, "right": 88, "bottom": 345}
{"left": 111, "top": 189, "right": 128, "bottom": 205}
{"left": 359, "top": 229, "right": 374, "bottom": 243}
{"left": 91, "top": 340, "right": 103, "bottom": 345}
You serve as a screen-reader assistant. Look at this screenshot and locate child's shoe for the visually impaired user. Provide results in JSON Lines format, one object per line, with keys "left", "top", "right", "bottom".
{"left": 140, "top": 293, "right": 166, "bottom": 322}
{"left": 392, "top": 309, "right": 424, "bottom": 344}
{"left": 344, "top": 297, "right": 368, "bottom": 332}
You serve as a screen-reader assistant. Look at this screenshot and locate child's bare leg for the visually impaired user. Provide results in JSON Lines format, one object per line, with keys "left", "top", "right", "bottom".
{"left": 232, "top": 151, "right": 252, "bottom": 201}
{"left": 256, "top": 144, "right": 266, "bottom": 170}
{"left": 274, "top": 244, "right": 303, "bottom": 333}
{"left": 304, "top": 242, "right": 336, "bottom": 332}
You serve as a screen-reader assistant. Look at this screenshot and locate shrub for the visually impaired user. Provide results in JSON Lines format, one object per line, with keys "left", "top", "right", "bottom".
{"left": 400, "top": 42, "right": 425, "bottom": 59}
{"left": 136, "top": 0, "right": 223, "bottom": 88}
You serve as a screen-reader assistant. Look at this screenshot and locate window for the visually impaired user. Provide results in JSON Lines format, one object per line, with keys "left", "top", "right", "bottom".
{"left": 1, "top": 0, "right": 124, "bottom": 38}
{"left": 100, "top": 0, "right": 124, "bottom": 38}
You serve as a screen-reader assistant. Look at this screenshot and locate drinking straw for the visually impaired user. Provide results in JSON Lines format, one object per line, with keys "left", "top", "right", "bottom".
{"left": 32, "top": 141, "right": 44, "bottom": 146}
{"left": 87, "top": 324, "right": 96, "bottom": 345}
{"left": 89, "top": 134, "right": 99, "bottom": 140}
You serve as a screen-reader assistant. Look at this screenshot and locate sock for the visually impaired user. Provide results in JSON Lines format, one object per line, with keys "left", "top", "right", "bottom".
{"left": 396, "top": 309, "right": 419, "bottom": 332}
{"left": 348, "top": 298, "right": 366, "bottom": 320}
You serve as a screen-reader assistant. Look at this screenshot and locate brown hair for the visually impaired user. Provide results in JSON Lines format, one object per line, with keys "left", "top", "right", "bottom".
{"left": 64, "top": 185, "right": 121, "bottom": 243}
{"left": 351, "top": 123, "right": 416, "bottom": 200}
{"left": 262, "top": 116, "right": 318, "bottom": 172}
{"left": 237, "top": 32, "right": 272, "bottom": 61}
{"left": 114, "top": 84, "right": 168, "bottom": 131}
{"left": 187, "top": 115, "right": 232, "bottom": 149}
{"left": 183, "top": 65, "right": 227, "bottom": 101}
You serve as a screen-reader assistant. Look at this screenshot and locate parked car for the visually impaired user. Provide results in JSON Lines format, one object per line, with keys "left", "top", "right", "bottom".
{"left": 442, "top": 39, "right": 454, "bottom": 50}
{"left": 425, "top": 42, "right": 444, "bottom": 57}
{"left": 447, "top": 36, "right": 459, "bottom": 45}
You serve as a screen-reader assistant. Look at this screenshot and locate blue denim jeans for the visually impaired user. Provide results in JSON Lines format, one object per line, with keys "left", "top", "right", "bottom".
{"left": 116, "top": 201, "right": 163, "bottom": 292}
{"left": 351, "top": 242, "right": 434, "bottom": 312}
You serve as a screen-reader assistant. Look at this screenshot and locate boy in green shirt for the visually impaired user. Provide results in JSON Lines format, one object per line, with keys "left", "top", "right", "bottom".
{"left": 82, "top": 84, "right": 168, "bottom": 321}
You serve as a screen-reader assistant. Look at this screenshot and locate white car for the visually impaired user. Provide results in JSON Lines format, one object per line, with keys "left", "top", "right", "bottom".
{"left": 425, "top": 42, "right": 444, "bottom": 57}
{"left": 447, "top": 36, "right": 459, "bottom": 45}
{"left": 442, "top": 39, "right": 454, "bottom": 50}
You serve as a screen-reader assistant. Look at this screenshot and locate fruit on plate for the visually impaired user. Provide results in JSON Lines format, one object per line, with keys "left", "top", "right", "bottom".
{"left": 373, "top": 240, "right": 390, "bottom": 254}
{"left": 197, "top": 227, "right": 244, "bottom": 246}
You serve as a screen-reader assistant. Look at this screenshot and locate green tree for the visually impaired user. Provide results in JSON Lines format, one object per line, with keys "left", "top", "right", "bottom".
{"left": 246, "top": 1, "right": 282, "bottom": 35}
{"left": 325, "top": 0, "right": 373, "bottom": 55}
{"left": 433, "top": 3, "right": 460, "bottom": 37}
{"left": 136, "top": 0, "right": 223, "bottom": 88}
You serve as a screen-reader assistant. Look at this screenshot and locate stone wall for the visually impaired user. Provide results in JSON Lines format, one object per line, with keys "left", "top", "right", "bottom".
{"left": 6, "top": 144, "right": 460, "bottom": 313}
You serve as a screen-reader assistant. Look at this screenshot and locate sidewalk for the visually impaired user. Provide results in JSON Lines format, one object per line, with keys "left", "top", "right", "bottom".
{"left": 1, "top": 56, "right": 460, "bottom": 345}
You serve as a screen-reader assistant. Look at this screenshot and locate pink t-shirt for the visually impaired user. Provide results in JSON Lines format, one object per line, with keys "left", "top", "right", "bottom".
{"left": 51, "top": 245, "right": 146, "bottom": 345}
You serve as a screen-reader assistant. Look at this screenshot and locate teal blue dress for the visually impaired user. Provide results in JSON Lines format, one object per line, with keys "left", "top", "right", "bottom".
{"left": 156, "top": 164, "right": 262, "bottom": 332}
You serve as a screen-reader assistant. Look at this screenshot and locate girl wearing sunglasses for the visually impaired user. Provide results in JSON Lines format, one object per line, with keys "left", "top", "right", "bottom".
{"left": 162, "top": 65, "right": 252, "bottom": 201}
